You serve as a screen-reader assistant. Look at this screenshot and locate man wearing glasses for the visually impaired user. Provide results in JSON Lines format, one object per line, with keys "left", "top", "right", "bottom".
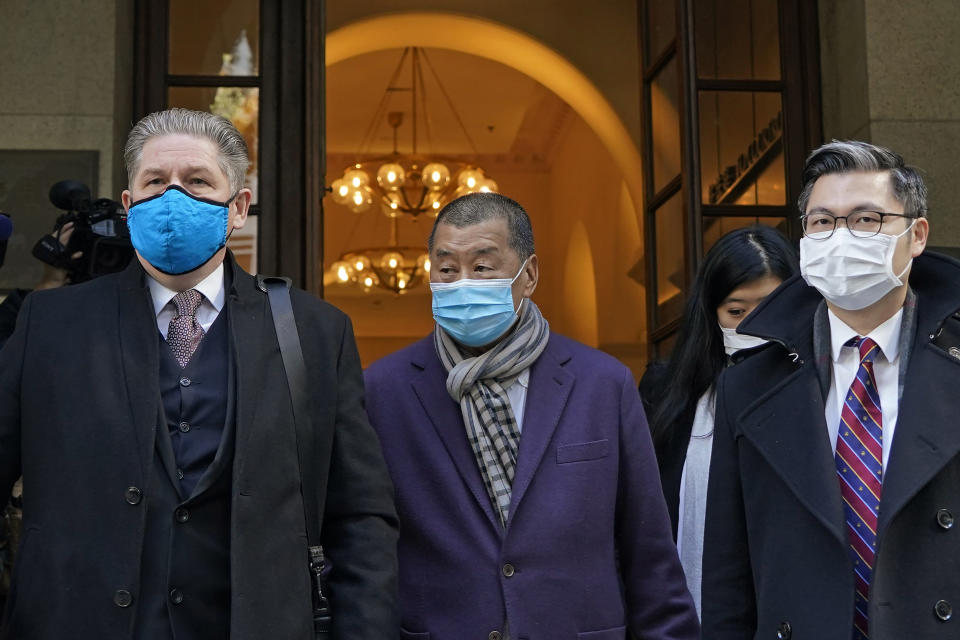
{"left": 702, "top": 140, "right": 960, "bottom": 640}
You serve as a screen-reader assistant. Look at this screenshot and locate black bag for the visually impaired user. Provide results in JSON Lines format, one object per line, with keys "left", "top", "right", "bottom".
{"left": 258, "top": 275, "right": 332, "bottom": 637}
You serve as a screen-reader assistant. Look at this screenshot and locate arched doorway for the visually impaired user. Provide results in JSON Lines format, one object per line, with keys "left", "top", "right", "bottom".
{"left": 325, "top": 14, "right": 649, "bottom": 376}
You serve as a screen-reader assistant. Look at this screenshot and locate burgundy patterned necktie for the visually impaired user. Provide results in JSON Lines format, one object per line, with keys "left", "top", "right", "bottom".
{"left": 835, "top": 336, "right": 883, "bottom": 640}
{"left": 167, "top": 289, "right": 205, "bottom": 368}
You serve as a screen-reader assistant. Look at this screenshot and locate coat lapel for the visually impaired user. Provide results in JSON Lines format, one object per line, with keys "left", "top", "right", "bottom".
{"left": 878, "top": 283, "right": 960, "bottom": 536}
{"left": 507, "top": 338, "right": 573, "bottom": 526}
{"left": 410, "top": 343, "right": 502, "bottom": 532}
{"left": 116, "top": 261, "right": 161, "bottom": 480}
{"left": 226, "top": 261, "right": 270, "bottom": 479}
{"left": 735, "top": 276, "right": 847, "bottom": 544}
{"left": 737, "top": 365, "right": 847, "bottom": 545}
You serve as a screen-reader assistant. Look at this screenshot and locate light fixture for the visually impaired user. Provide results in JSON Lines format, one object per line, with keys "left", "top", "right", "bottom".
{"left": 328, "top": 47, "right": 498, "bottom": 219}
{"left": 327, "top": 217, "right": 431, "bottom": 295}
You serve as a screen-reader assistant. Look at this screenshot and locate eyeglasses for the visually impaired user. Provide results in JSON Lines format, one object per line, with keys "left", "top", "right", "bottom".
{"left": 800, "top": 211, "right": 917, "bottom": 239}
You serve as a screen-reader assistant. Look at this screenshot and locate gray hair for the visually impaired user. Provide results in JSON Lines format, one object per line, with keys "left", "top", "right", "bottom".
{"left": 429, "top": 192, "right": 535, "bottom": 261}
{"left": 124, "top": 108, "right": 249, "bottom": 194}
{"left": 798, "top": 140, "right": 927, "bottom": 217}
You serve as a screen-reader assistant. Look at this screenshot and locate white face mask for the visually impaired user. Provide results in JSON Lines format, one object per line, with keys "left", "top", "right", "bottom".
{"left": 799, "top": 221, "right": 915, "bottom": 311}
{"left": 719, "top": 325, "right": 769, "bottom": 355}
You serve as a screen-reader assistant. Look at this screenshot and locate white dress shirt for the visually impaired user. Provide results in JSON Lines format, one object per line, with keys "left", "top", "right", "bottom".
{"left": 824, "top": 308, "right": 903, "bottom": 470}
{"left": 505, "top": 368, "right": 530, "bottom": 432}
{"left": 147, "top": 263, "right": 226, "bottom": 338}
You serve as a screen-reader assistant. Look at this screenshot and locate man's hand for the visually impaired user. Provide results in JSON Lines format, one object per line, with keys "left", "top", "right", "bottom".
{"left": 35, "top": 222, "right": 81, "bottom": 289}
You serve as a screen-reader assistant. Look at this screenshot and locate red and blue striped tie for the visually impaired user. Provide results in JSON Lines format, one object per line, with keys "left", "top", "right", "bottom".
{"left": 835, "top": 336, "right": 883, "bottom": 640}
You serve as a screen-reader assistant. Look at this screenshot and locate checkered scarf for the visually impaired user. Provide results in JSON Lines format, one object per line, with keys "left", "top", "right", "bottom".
{"left": 434, "top": 299, "right": 550, "bottom": 528}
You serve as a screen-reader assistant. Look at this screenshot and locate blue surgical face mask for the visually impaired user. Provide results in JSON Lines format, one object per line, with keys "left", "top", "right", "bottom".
{"left": 430, "top": 260, "right": 527, "bottom": 348}
{"left": 127, "top": 185, "right": 234, "bottom": 275}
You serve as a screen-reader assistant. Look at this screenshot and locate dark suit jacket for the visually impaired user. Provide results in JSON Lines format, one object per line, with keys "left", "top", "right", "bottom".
{"left": 0, "top": 254, "right": 399, "bottom": 639}
{"left": 364, "top": 333, "right": 699, "bottom": 640}
{"left": 702, "top": 252, "right": 960, "bottom": 640}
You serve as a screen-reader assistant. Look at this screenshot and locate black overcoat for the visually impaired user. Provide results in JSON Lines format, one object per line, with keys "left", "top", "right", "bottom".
{"left": 0, "top": 254, "right": 399, "bottom": 639}
{"left": 701, "top": 252, "right": 960, "bottom": 640}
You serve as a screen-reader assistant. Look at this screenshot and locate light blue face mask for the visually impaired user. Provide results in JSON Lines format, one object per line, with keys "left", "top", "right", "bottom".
{"left": 430, "top": 261, "right": 527, "bottom": 347}
{"left": 127, "top": 185, "right": 234, "bottom": 275}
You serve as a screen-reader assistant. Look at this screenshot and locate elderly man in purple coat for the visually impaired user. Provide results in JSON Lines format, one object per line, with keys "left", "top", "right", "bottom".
{"left": 364, "top": 192, "right": 699, "bottom": 640}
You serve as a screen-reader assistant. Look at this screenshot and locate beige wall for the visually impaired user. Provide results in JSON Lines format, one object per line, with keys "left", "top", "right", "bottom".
{"left": 325, "top": 0, "right": 642, "bottom": 149}
{"left": 819, "top": 0, "right": 960, "bottom": 246}
{"left": 0, "top": 0, "right": 132, "bottom": 200}
{"left": 542, "top": 116, "right": 645, "bottom": 366}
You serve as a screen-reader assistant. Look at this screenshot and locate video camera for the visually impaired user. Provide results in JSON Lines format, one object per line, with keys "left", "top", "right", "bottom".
{"left": 32, "top": 180, "right": 133, "bottom": 282}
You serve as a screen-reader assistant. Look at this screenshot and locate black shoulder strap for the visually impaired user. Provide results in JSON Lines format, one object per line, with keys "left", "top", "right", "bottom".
{"left": 256, "top": 275, "right": 319, "bottom": 544}
{"left": 257, "top": 275, "right": 333, "bottom": 634}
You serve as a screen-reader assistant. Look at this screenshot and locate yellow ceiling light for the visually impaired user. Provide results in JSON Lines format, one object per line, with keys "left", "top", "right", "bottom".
{"left": 327, "top": 47, "right": 498, "bottom": 219}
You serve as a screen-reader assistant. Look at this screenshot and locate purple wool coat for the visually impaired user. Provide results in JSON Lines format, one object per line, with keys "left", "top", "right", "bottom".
{"left": 364, "top": 333, "right": 699, "bottom": 640}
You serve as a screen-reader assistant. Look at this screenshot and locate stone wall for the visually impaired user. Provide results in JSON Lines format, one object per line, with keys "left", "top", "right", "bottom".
{"left": 820, "top": 0, "right": 960, "bottom": 246}
{"left": 0, "top": 0, "right": 133, "bottom": 200}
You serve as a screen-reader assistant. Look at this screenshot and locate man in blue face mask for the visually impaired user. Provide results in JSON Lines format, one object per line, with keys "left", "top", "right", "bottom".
{"left": 363, "top": 192, "right": 699, "bottom": 640}
{"left": 0, "top": 108, "right": 398, "bottom": 640}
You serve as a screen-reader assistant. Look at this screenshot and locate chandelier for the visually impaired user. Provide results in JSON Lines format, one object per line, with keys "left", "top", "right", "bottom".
{"left": 327, "top": 218, "right": 431, "bottom": 294}
{"left": 328, "top": 47, "right": 498, "bottom": 219}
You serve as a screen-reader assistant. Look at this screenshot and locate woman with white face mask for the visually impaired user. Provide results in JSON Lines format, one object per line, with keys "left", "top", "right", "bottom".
{"left": 639, "top": 225, "right": 798, "bottom": 618}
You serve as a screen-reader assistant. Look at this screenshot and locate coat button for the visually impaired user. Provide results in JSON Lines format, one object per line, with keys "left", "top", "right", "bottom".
{"left": 175, "top": 507, "right": 190, "bottom": 523}
{"left": 179, "top": 377, "right": 191, "bottom": 387}
{"left": 176, "top": 468, "right": 184, "bottom": 480}
{"left": 777, "top": 621, "right": 792, "bottom": 639}
{"left": 935, "top": 600, "right": 953, "bottom": 621}
{"left": 488, "top": 632, "right": 502, "bottom": 640}
{"left": 502, "top": 563, "right": 515, "bottom": 577}
{"left": 113, "top": 589, "right": 133, "bottom": 607}
{"left": 124, "top": 487, "right": 142, "bottom": 505}
{"left": 178, "top": 421, "right": 191, "bottom": 433}
{"left": 169, "top": 588, "right": 184, "bottom": 605}
{"left": 937, "top": 509, "right": 954, "bottom": 530}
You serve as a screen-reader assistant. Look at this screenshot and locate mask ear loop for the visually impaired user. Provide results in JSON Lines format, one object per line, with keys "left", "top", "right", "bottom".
{"left": 223, "top": 190, "right": 241, "bottom": 243}
{"left": 890, "top": 218, "right": 917, "bottom": 282}
{"left": 511, "top": 257, "right": 531, "bottom": 315}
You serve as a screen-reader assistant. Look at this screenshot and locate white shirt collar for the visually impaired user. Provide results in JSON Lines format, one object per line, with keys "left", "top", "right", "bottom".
{"left": 827, "top": 306, "right": 904, "bottom": 363}
{"left": 146, "top": 263, "right": 226, "bottom": 317}
{"left": 515, "top": 368, "right": 530, "bottom": 389}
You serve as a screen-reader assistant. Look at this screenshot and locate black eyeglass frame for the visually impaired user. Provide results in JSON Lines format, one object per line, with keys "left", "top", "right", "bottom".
{"left": 799, "top": 211, "right": 918, "bottom": 240}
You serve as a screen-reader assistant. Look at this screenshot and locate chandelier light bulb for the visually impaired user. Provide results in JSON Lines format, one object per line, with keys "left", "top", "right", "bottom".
{"left": 458, "top": 168, "right": 483, "bottom": 192}
{"left": 330, "top": 178, "right": 351, "bottom": 205}
{"left": 344, "top": 168, "right": 369, "bottom": 189}
{"left": 352, "top": 255, "right": 371, "bottom": 273}
{"left": 421, "top": 163, "right": 451, "bottom": 190}
{"left": 330, "top": 260, "right": 353, "bottom": 283}
{"left": 417, "top": 253, "right": 432, "bottom": 275}
{"left": 422, "top": 191, "right": 443, "bottom": 215}
{"left": 381, "top": 192, "right": 403, "bottom": 218}
{"left": 478, "top": 177, "right": 498, "bottom": 193}
{"left": 380, "top": 251, "right": 404, "bottom": 272}
{"left": 376, "top": 163, "right": 406, "bottom": 191}
{"left": 349, "top": 185, "right": 374, "bottom": 212}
